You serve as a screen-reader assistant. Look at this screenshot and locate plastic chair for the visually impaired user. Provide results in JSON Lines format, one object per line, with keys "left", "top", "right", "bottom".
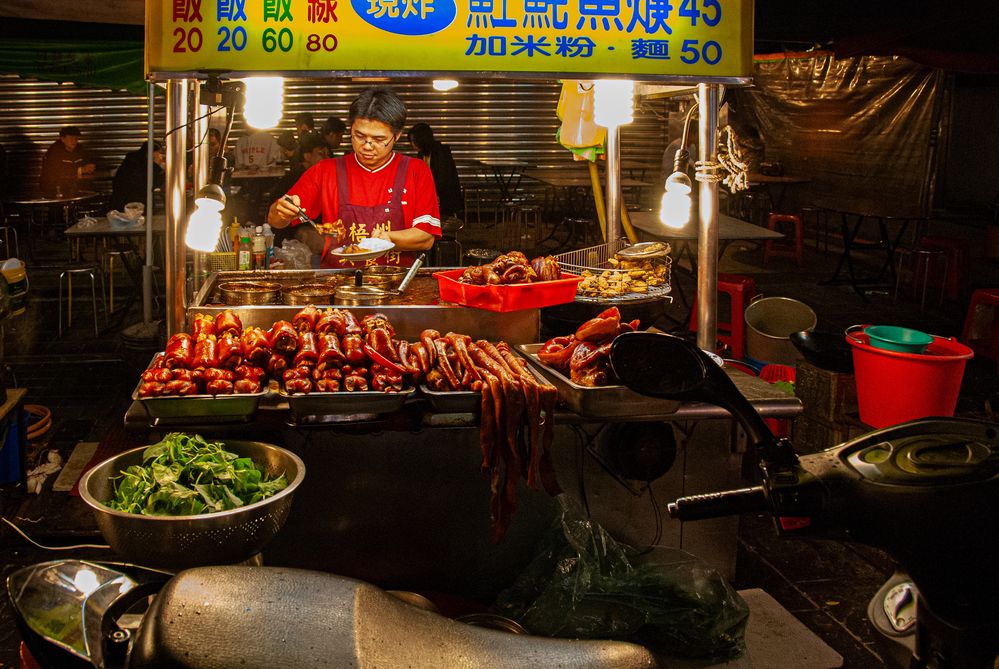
{"left": 763, "top": 213, "right": 804, "bottom": 266}
{"left": 688, "top": 273, "right": 757, "bottom": 359}
{"left": 961, "top": 288, "right": 999, "bottom": 365}
{"left": 58, "top": 265, "right": 106, "bottom": 337}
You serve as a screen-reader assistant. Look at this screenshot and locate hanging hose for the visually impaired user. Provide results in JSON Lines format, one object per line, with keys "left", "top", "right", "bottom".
{"left": 589, "top": 161, "right": 639, "bottom": 244}
{"left": 25, "top": 404, "right": 52, "bottom": 441}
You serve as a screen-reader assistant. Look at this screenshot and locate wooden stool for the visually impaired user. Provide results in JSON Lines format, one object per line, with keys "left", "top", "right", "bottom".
{"left": 688, "top": 273, "right": 757, "bottom": 359}
{"left": 764, "top": 213, "right": 804, "bottom": 266}
{"left": 961, "top": 288, "right": 999, "bottom": 365}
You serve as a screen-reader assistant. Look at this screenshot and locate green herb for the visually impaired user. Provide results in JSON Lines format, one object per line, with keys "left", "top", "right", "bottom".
{"left": 106, "top": 433, "right": 288, "bottom": 516}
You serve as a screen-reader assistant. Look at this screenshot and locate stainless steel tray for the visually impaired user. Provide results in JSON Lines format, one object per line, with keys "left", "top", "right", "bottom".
{"left": 514, "top": 343, "right": 681, "bottom": 418}
{"left": 279, "top": 386, "right": 416, "bottom": 422}
{"left": 419, "top": 385, "right": 480, "bottom": 413}
{"left": 132, "top": 354, "right": 267, "bottom": 421}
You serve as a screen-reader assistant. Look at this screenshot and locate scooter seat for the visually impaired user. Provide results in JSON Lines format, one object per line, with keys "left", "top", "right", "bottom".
{"left": 129, "top": 566, "right": 658, "bottom": 669}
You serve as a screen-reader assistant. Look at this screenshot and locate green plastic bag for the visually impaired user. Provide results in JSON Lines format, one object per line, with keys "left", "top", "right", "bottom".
{"left": 495, "top": 497, "right": 749, "bottom": 660}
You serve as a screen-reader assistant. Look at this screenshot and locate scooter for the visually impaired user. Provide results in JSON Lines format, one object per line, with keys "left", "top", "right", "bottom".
{"left": 9, "top": 332, "right": 998, "bottom": 668}
{"left": 609, "top": 331, "right": 999, "bottom": 669}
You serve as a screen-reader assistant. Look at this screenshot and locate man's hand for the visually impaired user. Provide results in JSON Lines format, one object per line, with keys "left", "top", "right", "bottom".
{"left": 267, "top": 194, "right": 304, "bottom": 229}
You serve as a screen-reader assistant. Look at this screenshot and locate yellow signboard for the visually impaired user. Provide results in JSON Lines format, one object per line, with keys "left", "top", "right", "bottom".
{"left": 146, "top": 0, "right": 752, "bottom": 80}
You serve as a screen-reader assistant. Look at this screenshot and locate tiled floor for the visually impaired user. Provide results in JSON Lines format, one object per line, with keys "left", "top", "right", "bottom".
{"left": 1, "top": 212, "right": 998, "bottom": 668}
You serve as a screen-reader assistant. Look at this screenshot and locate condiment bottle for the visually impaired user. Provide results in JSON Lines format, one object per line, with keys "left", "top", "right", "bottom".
{"left": 262, "top": 223, "right": 275, "bottom": 268}
{"left": 229, "top": 219, "right": 240, "bottom": 251}
{"left": 253, "top": 226, "right": 266, "bottom": 270}
{"left": 237, "top": 235, "right": 253, "bottom": 270}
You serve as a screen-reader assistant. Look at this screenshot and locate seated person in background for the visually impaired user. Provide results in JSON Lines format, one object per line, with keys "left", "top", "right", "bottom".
{"left": 272, "top": 133, "right": 330, "bottom": 248}
{"left": 277, "top": 130, "right": 298, "bottom": 164}
{"left": 110, "top": 140, "right": 165, "bottom": 212}
{"left": 234, "top": 129, "right": 283, "bottom": 170}
{"left": 408, "top": 123, "right": 463, "bottom": 222}
{"left": 322, "top": 117, "right": 347, "bottom": 155}
{"left": 39, "top": 126, "right": 96, "bottom": 197}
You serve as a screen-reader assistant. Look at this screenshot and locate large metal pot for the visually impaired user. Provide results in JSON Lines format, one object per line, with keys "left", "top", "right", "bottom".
{"left": 744, "top": 296, "right": 816, "bottom": 364}
{"left": 219, "top": 281, "right": 281, "bottom": 306}
{"left": 335, "top": 285, "right": 391, "bottom": 306}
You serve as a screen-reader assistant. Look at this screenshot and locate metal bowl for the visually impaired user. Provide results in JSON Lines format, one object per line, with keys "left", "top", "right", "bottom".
{"left": 335, "top": 285, "right": 392, "bottom": 306}
{"left": 78, "top": 440, "right": 305, "bottom": 571}
{"left": 219, "top": 281, "right": 282, "bottom": 306}
{"left": 282, "top": 283, "right": 338, "bottom": 305}
{"left": 362, "top": 265, "right": 407, "bottom": 289}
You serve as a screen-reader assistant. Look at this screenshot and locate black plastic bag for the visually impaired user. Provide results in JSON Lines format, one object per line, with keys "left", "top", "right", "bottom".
{"left": 495, "top": 497, "right": 749, "bottom": 660}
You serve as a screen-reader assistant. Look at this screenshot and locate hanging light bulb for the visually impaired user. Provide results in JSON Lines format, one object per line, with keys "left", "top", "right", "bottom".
{"left": 185, "top": 184, "right": 226, "bottom": 252}
{"left": 242, "top": 77, "right": 283, "bottom": 129}
{"left": 593, "top": 79, "right": 634, "bottom": 127}
{"left": 659, "top": 171, "right": 693, "bottom": 228}
{"left": 432, "top": 79, "right": 459, "bottom": 92}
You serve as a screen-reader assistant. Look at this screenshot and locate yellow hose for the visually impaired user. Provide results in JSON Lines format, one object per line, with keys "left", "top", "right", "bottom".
{"left": 589, "top": 161, "right": 639, "bottom": 243}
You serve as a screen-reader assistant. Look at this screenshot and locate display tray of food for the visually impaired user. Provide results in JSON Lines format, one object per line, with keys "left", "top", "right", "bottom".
{"left": 132, "top": 353, "right": 269, "bottom": 421}
{"left": 419, "top": 385, "right": 480, "bottom": 413}
{"left": 513, "top": 306, "right": 681, "bottom": 418}
{"left": 279, "top": 386, "right": 416, "bottom": 423}
{"left": 434, "top": 251, "right": 582, "bottom": 312}
{"left": 556, "top": 240, "right": 672, "bottom": 304}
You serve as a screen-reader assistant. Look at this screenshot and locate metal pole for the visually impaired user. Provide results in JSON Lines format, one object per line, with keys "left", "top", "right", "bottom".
{"left": 165, "top": 80, "right": 188, "bottom": 337}
{"left": 192, "top": 84, "right": 209, "bottom": 294}
{"left": 143, "top": 83, "right": 155, "bottom": 325}
{"left": 605, "top": 124, "right": 622, "bottom": 242}
{"left": 695, "top": 83, "right": 720, "bottom": 352}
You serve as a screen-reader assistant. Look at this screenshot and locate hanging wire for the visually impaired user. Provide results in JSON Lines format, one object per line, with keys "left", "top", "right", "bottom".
{"left": 3, "top": 517, "right": 110, "bottom": 551}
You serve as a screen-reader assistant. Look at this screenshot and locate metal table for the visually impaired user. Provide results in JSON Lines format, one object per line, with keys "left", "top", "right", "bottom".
{"left": 9, "top": 191, "right": 101, "bottom": 256}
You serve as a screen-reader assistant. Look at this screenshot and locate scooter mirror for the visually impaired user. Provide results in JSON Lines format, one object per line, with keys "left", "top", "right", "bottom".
{"left": 609, "top": 331, "right": 707, "bottom": 398}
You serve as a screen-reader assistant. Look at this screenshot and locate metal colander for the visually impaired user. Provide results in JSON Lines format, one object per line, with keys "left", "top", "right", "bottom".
{"left": 78, "top": 440, "right": 305, "bottom": 571}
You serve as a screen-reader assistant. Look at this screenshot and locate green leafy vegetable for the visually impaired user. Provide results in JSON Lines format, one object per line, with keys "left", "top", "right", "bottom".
{"left": 106, "top": 433, "right": 288, "bottom": 516}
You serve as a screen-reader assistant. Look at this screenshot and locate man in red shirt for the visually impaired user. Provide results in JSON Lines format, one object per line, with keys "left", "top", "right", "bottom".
{"left": 267, "top": 88, "right": 440, "bottom": 268}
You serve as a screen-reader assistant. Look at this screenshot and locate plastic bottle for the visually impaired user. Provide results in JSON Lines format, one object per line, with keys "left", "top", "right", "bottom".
{"left": 253, "top": 226, "right": 266, "bottom": 270}
{"left": 229, "top": 219, "right": 240, "bottom": 252}
{"left": 238, "top": 235, "right": 253, "bottom": 270}
{"left": 262, "top": 224, "right": 275, "bottom": 269}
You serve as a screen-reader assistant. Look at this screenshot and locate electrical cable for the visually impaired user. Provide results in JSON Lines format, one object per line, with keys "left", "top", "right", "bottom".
{"left": 2, "top": 517, "right": 110, "bottom": 551}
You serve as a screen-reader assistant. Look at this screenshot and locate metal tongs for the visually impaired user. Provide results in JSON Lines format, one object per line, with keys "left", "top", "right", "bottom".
{"left": 282, "top": 195, "right": 319, "bottom": 226}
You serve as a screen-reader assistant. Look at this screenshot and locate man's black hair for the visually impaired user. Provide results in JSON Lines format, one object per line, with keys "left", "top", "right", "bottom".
{"left": 348, "top": 88, "right": 407, "bottom": 134}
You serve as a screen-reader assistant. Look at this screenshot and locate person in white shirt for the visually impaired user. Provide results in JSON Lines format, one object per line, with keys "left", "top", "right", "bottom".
{"left": 234, "top": 130, "right": 283, "bottom": 170}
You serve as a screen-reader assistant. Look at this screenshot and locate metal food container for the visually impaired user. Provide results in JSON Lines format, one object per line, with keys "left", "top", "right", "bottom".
{"left": 280, "top": 387, "right": 416, "bottom": 423}
{"left": 514, "top": 343, "right": 681, "bottom": 418}
{"left": 419, "top": 385, "right": 480, "bottom": 413}
{"left": 362, "top": 265, "right": 407, "bottom": 289}
{"left": 282, "top": 283, "right": 339, "bottom": 305}
{"left": 132, "top": 354, "right": 267, "bottom": 423}
{"left": 335, "top": 285, "right": 392, "bottom": 306}
{"left": 219, "top": 280, "right": 282, "bottom": 306}
{"left": 78, "top": 440, "right": 305, "bottom": 570}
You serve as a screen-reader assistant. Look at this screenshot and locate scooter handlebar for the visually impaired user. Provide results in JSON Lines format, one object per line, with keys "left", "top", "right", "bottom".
{"left": 666, "top": 486, "right": 768, "bottom": 521}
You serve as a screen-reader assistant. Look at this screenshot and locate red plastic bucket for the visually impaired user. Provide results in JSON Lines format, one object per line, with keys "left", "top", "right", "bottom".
{"left": 845, "top": 326, "right": 973, "bottom": 428}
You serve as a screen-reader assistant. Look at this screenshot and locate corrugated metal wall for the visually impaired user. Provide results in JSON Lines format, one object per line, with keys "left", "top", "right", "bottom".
{"left": 0, "top": 74, "right": 670, "bottom": 207}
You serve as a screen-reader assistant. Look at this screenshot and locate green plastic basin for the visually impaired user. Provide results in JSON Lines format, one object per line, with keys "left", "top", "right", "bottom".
{"left": 863, "top": 325, "right": 933, "bottom": 354}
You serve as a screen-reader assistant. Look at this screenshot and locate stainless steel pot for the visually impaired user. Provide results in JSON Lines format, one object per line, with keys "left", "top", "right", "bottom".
{"left": 334, "top": 285, "right": 391, "bottom": 306}
{"left": 219, "top": 281, "right": 282, "bottom": 306}
{"left": 744, "top": 296, "right": 816, "bottom": 364}
{"left": 282, "top": 283, "right": 338, "bottom": 305}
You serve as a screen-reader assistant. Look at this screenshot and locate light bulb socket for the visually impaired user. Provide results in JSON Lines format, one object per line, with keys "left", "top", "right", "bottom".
{"left": 196, "top": 182, "right": 226, "bottom": 207}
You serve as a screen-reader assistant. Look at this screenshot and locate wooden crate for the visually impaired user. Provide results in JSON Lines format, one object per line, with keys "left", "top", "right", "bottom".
{"left": 794, "top": 360, "right": 858, "bottom": 422}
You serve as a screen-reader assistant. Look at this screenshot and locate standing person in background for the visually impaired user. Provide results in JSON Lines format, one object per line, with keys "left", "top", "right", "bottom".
{"left": 110, "top": 140, "right": 165, "bottom": 212}
{"left": 408, "top": 123, "right": 463, "bottom": 222}
{"left": 322, "top": 117, "right": 347, "bottom": 156}
{"left": 268, "top": 87, "right": 441, "bottom": 268}
{"left": 271, "top": 133, "right": 330, "bottom": 248}
{"left": 39, "top": 126, "right": 96, "bottom": 197}
{"left": 234, "top": 129, "right": 283, "bottom": 170}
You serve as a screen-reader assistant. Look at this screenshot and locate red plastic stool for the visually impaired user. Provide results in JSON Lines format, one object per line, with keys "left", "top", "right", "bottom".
{"left": 961, "top": 288, "right": 999, "bottom": 364}
{"left": 689, "top": 273, "right": 757, "bottom": 359}
{"left": 918, "top": 235, "right": 970, "bottom": 301}
{"left": 764, "top": 213, "right": 804, "bottom": 266}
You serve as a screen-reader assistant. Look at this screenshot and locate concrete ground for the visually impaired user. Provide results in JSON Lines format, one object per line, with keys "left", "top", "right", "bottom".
{"left": 1, "top": 206, "right": 998, "bottom": 668}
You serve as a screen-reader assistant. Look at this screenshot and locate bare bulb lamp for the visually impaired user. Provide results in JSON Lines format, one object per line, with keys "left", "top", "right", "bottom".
{"left": 659, "top": 100, "right": 699, "bottom": 228}
{"left": 242, "top": 77, "right": 284, "bottom": 129}
{"left": 185, "top": 183, "right": 226, "bottom": 252}
{"left": 593, "top": 79, "right": 634, "bottom": 127}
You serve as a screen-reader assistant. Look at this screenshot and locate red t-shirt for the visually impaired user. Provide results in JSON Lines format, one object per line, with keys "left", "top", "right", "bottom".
{"left": 287, "top": 152, "right": 442, "bottom": 240}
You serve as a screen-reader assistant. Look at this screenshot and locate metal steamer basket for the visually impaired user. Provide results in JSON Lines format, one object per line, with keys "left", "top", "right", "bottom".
{"left": 78, "top": 440, "right": 305, "bottom": 571}
{"left": 555, "top": 239, "right": 672, "bottom": 304}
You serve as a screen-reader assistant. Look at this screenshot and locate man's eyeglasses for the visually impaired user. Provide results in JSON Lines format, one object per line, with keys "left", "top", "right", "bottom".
{"left": 351, "top": 132, "right": 393, "bottom": 148}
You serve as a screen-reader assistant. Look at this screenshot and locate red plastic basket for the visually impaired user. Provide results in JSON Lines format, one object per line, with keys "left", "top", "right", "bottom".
{"left": 433, "top": 269, "right": 582, "bottom": 312}
{"left": 845, "top": 327, "right": 973, "bottom": 428}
